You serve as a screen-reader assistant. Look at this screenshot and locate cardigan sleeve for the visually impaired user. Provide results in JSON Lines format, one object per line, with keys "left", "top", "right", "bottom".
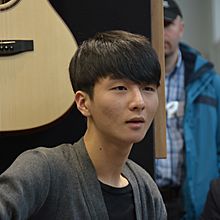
{"left": 0, "top": 149, "right": 51, "bottom": 220}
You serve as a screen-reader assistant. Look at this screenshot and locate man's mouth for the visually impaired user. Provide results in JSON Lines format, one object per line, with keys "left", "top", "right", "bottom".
{"left": 126, "top": 117, "right": 145, "bottom": 124}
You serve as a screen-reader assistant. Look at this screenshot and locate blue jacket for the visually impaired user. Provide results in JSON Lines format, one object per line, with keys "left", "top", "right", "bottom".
{"left": 180, "top": 43, "right": 220, "bottom": 219}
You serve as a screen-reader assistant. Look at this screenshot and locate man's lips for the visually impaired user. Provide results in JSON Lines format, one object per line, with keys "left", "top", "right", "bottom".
{"left": 125, "top": 117, "right": 145, "bottom": 130}
{"left": 126, "top": 117, "right": 145, "bottom": 123}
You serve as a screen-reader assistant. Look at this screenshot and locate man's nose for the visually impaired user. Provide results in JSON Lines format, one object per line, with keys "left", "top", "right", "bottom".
{"left": 164, "top": 28, "right": 168, "bottom": 37}
{"left": 129, "top": 89, "right": 145, "bottom": 111}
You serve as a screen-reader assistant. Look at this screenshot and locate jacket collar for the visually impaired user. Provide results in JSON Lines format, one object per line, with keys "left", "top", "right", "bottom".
{"left": 179, "top": 43, "right": 214, "bottom": 86}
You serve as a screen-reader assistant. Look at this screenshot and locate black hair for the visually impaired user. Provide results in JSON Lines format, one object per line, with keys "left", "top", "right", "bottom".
{"left": 69, "top": 30, "right": 161, "bottom": 98}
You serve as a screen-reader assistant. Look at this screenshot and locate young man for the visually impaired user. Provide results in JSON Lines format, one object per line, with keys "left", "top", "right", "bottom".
{"left": 0, "top": 30, "right": 166, "bottom": 219}
{"left": 155, "top": 0, "right": 220, "bottom": 219}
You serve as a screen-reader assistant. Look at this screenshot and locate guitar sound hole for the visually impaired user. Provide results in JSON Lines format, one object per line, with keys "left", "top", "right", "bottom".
{"left": 0, "top": 0, "right": 20, "bottom": 11}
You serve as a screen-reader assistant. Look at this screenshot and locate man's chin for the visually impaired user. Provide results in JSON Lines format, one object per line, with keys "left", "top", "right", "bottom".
{"left": 165, "top": 51, "right": 174, "bottom": 59}
{"left": 131, "top": 135, "right": 146, "bottom": 144}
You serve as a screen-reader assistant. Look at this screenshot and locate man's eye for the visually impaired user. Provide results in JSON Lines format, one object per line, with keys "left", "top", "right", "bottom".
{"left": 113, "top": 86, "right": 127, "bottom": 91}
{"left": 143, "top": 86, "right": 156, "bottom": 92}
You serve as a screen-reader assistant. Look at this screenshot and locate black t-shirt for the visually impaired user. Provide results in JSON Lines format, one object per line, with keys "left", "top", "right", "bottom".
{"left": 100, "top": 181, "right": 136, "bottom": 220}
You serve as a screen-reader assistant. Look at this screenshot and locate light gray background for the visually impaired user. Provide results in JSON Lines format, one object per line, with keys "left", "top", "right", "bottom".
{"left": 176, "top": 0, "right": 220, "bottom": 73}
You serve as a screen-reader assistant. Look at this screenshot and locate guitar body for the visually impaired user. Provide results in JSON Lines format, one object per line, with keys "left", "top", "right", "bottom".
{"left": 0, "top": 0, "right": 78, "bottom": 131}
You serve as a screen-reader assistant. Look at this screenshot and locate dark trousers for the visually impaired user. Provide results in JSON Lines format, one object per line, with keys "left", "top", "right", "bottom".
{"left": 159, "top": 186, "right": 185, "bottom": 220}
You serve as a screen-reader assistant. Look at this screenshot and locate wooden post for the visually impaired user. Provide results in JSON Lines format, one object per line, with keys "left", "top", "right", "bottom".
{"left": 151, "top": 0, "right": 167, "bottom": 158}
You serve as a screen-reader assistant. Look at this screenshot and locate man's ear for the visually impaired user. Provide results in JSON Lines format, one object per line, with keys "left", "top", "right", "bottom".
{"left": 74, "top": 91, "right": 91, "bottom": 117}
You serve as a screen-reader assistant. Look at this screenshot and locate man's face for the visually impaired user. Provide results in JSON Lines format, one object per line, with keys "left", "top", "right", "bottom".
{"left": 164, "top": 16, "right": 184, "bottom": 58}
{"left": 83, "top": 77, "right": 159, "bottom": 146}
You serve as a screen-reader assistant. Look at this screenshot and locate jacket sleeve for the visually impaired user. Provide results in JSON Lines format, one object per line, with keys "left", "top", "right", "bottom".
{"left": 214, "top": 74, "right": 220, "bottom": 173}
{"left": 0, "top": 150, "right": 51, "bottom": 220}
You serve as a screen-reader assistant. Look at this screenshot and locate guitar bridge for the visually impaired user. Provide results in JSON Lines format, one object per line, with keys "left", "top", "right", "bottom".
{"left": 0, "top": 40, "right": 34, "bottom": 56}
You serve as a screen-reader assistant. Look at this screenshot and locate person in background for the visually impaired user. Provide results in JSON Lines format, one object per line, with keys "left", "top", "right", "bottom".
{"left": 200, "top": 177, "right": 220, "bottom": 220}
{"left": 155, "top": 0, "right": 220, "bottom": 219}
{"left": 0, "top": 30, "right": 166, "bottom": 219}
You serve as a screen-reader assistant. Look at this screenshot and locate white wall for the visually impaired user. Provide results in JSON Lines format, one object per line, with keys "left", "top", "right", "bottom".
{"left": 176, "top": 0, "right": 220, "bottom": 73}
{"left": 211, "top": 0, "right": 220, "bottom": 43}
{"left": 209, "top": 0, "right": 220, "bottom": 73}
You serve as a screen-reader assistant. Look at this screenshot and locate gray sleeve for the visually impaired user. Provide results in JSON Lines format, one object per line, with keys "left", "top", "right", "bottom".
{"left": 0, "top": 150, "right": 51, "bottom": 220}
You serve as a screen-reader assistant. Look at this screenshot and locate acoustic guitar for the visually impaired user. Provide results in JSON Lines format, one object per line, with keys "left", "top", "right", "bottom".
{"left": 0, "top": 0, "right": 78, "bottom": 131}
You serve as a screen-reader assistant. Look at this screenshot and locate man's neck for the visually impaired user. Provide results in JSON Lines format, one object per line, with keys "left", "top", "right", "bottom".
{"left": 84, "top": 131, "right": 131, "bottom": 187}
{"left": 165, "top": 49, "right": 179, "bottom": 75}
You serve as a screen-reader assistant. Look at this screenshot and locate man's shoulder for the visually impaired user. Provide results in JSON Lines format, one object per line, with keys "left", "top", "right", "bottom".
{"left": 33, "top": 138, "right": 84, "bottom": 157}
{"left": 31, "top": 143, "right": 74, "bottom": 158}
{"left": 20, "top": 141, "right": 81, "bottom": 170}
{"left": 179, "top": 42, "right": 201, "bottom": 56}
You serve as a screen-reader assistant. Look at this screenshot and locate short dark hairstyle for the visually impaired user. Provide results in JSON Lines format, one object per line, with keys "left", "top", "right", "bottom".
{"left": 69, "top": 30, "right": 161, "bottom": 98}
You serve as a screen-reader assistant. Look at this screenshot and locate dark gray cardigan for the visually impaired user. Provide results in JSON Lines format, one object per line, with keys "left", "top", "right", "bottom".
{"left": 0, "top": 138, "right": 166, "bottom": 220}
